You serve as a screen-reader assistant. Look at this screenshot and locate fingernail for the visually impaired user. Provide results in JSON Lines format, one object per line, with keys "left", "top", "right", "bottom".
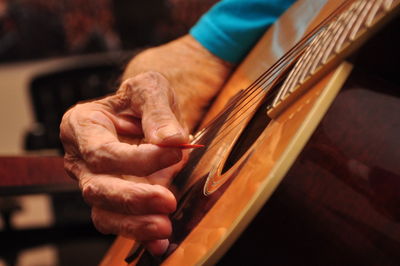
{"left": 152, "top": 192, "right": 176, "bottom": 214}
{"left": 147, "top": 239, "right": 170, "bottom": 256}
{"left": 157, "top": 239, "right": 169, "bottom": 255}
{"left": 146, "top": 223, "right": 158, "bottom": 233}
{"left": 156, "top": 126, "right": 182, "bottom": 142}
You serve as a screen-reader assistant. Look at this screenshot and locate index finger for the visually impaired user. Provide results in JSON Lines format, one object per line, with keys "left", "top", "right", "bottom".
{"left": 78, "top": 111, "right": 183, "bottom": 176}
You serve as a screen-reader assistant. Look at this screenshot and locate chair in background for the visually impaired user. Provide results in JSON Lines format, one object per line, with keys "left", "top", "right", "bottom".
{"left": 24, "top": 53, "right": 131, "bottom": 153}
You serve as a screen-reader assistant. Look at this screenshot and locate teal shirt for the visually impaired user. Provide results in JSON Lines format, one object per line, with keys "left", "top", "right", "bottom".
{"left": 190, "top": 0, "right": 295, "bottom": 63}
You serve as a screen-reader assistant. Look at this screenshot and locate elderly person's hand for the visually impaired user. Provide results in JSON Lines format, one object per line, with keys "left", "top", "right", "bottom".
{"left": 60, "top": 71, "right": 188, "bottom": 255}
{"left": 60, "top": 35, "right": 232, "bottom": 255}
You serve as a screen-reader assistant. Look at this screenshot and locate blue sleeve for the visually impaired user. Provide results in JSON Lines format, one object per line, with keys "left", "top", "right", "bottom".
{"left": 190, "top": 0, "right": 296, "bottom": 63}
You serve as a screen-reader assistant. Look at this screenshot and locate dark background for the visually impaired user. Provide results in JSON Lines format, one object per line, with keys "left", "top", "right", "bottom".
{"left": 0, "top": 0, "right": 217, "bottom": 64}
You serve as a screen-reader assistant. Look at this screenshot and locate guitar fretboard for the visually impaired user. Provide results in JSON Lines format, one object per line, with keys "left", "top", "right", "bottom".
{"left": 268, "top": 0, "right": 399, "bottom": 118}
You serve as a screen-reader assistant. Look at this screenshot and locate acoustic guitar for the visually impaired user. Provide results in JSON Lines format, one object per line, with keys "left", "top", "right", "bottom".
{"left": 101, "top": 0, "right": 400, "bottom": 265}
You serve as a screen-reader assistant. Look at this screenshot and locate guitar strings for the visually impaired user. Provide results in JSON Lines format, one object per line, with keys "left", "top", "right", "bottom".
{"left": 190, "top": 54, "right": 300, "bottom": 151}
{"left": 127, "top": 1, "right": 373, "bottom": 264}
{"left": 188, "top": 26, "right": 329, "bottom": 149}
{"left": 189, "top": 30, "right": 318, "bottom": 143}
{"left": 198, "top": 53, "right": 305, "bottom": 152}
{"left": 190, "top": 32, "right": 314, "bottom": 145}
{"left": 195, "top": 59, "right": 296, "bottom": 152}
{"left": 188, "top": 0, "right": 353, "bottom": 152}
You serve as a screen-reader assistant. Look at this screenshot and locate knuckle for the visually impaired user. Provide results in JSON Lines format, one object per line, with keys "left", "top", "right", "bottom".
{"left": 91, "top": 210, "right": 111, "bottom": 235}
{"left": 120, "top": 220, "right": 160, "bottom": 241}
{"left": 120, "top": 221, "right": 138, "bottom": 237}
{"left": 119, "top": 78, "right": 134, "bottom": 93}
{"left": 59, "top": 110, "right": 75, "bottom": 143}
{"left": 84, "top": 151, "right": 103, "bottom": 171}
{"left": 119, "top": 184, "right": 151, "bottom": 214}
{"left": 122, "top": 71, "right": 168, "bottom": 94}
{"left": 118, "top": 193, "right": 137, "bottom": 215}
{"left": 63, "top": 156, "right": 79, "bottom": 180}
{"left": 81, "top": 145, "right": 110, "bottom": 173}
{"left": 140, "top": 71, "right": 166, "bottom": 82}
{"left": 80, "top": 179, "right": 99, "bottom": 205}
{"left": 118, "top": 71, "right": 175, "bottom": 116}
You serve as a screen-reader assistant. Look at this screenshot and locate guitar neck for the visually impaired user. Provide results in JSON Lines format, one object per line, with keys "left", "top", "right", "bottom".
{"left": 268, "top": 0, "right": 400, "bottom": 118}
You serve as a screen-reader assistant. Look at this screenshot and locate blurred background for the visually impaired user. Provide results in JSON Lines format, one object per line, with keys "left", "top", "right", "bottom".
{"left": 0, "top": 0, "right": 218, "bottom": 155}
{"left": 0, "top": 0, "right": 217, "bottom": 265}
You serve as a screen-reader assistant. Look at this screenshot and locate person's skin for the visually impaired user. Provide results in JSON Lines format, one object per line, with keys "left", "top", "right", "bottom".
{"left": 60, "top": 35, "right": 233, "bottom": 255}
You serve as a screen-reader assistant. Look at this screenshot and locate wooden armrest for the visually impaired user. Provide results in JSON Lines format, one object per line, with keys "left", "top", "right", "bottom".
{"left": 0, "top": 156, "right": 77, "bottom": 195}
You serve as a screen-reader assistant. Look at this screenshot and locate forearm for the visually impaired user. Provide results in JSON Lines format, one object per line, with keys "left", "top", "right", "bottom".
{"left": 122, "top": 35, "right": 233, "bottom": 131}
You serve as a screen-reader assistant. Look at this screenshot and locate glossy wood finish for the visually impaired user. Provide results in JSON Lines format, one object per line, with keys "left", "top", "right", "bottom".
{"left": 162, "top": 65, "right": 351, "bottom": 266}
{"left": 105, "top": 64, "right": 344, "bottom": 266}
{"left": 100, "top": 1, "right": 343, "bottom": 264}
{"left": 200, "top": 0, "right": 347, "bottom": 128}
{"left": 218, "top": 15, "right": 400, "bottom": 265}
{"left": 101, "top": 1, "right": 348, "bottom": 265}
{"left": 101, "top": 1, "right": 400, "bottom": 265}
{"left": 219, "top": 70, "right": 400, "bottom": 266}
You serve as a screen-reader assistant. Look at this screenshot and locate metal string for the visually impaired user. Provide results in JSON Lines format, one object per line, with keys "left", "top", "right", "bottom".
{"left": 188, "top": 1, "right": 351, "bottom": 150}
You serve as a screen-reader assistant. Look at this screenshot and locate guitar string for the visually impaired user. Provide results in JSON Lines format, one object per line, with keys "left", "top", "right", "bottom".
{"left": 200, "top": 69, "right": 297, "bottom": 153}
{"left": 191, "top": 0, "right": 354, "bottom": 145}
{"left": 190, "top": 39, "right": 305, "bottom": 143}
{"left": 195, "top": 62, "right": 293, "bottom": 152}
{"left": 155, "top": 4, "right": 357, "bottom": 262}
{"left": 190, "top": 26, "right": 322, "bottom": 143}
{"left": 189, "top": 1, "right": 355, "bottom": 147}
{"left": 203, "top": 0, "right": 380, "bottom": 152}
{"left": 201, "top": 0, "right": 389, "bottom": 153}
{"left": 128, "top": 1, "right": 387, "bottom": 264}
{"left": 188, "top": 0, "right": 352, "bottom": 149}
{"left": 190, "top": 27, "right": 320, "bottom": 145}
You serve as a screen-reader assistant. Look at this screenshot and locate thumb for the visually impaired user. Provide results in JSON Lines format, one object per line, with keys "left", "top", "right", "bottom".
{"left": 142, "top": 107, "right": 188, "bottom": 145}
{"left": 120, "top": 71, "right": 189, "bottom": 144}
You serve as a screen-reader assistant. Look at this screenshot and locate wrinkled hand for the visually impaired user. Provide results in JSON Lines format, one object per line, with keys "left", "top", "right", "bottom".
{"left": 60, "top": 71, "right": 189, "bottom": 255}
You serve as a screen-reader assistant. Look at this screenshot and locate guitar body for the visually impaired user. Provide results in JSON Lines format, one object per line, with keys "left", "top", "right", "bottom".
{"left": 101, "top": 0, "right": 400, "bottom": 265}
{"left": 220, "top": 49, "right": 400, "bottom": 265}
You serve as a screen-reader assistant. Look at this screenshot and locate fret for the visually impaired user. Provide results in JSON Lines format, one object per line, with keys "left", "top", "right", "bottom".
{"left": 284, "top": 34, "right": 322, "bottom": 95}
{"left": 268, "top": 0, "right": 399, "bottom": 118}
{"left": 309, "top": 21, "right": 339, "bottom": 74}
{"left": 384, "top": 0, "right": 394, "bottom": 10}
{"left": 349, "top": 0, "right": 374, "bottom": 41}
{"left": 297, "top": 0, "right": 363, "bottom": 88}
{"left": 297, "top": 22, "right": 334, "bottom": 84}
{"left": 366, "top": 0, "right": 385, "bottom": 27}
{"left": 271, "top": 31, "right": 323, "bottom": 107}
{"left": 334, "top": 1, "right": 363, "bottom": 55}
{"left": 271, "top": 28, "right": 325, "bottom": 106}
{"left": 320, "top": 19, "right": 345, "bottom": 66}
{"left": 314, "top": 2, "right": 364, "bottom": 72}
{"left": 302, "top": 19, "right": 339, "bottom": 82}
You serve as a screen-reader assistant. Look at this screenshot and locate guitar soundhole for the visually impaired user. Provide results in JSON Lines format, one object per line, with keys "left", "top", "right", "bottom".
{"left": 221, "top": 95, "right": 272, "bottom": 174}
